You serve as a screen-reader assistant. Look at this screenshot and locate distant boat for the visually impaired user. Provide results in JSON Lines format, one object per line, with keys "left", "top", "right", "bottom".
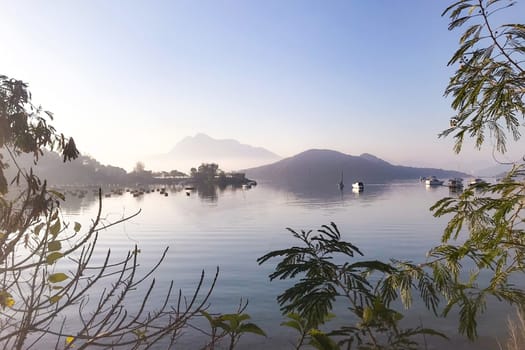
{"left": 469, "top": 178, "right": 487, "bottom": 186}
{"left": 352, "top": 182, "right": 364, "bottom": 192}
{"left": 338, "top": 171, "right": 344, "bottom": 190}
{"left": 184, "top": 185, "right": 195, "bottom": 196}
{"left": 425, "top": 176, "right": 444, "bottom": 186}
{"left": 447, "top": 178, "right": 464, "bottom": 189}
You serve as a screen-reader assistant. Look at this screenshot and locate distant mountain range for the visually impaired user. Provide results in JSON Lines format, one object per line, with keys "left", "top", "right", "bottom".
{"left": 4, "top": 145, "right": 470, "bottom": 189}
{"left": 147, "top": 133, "right": 281, "bottom": 171}
{"left": 244, "top": 149, "right": 469, "bottom": 191}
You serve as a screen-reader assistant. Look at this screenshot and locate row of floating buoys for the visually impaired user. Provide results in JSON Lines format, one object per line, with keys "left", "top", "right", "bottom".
{"left": 125, "top": 187, "right": 172, "bottom": 197}
{"left": 64, "top": 189, "right": 89, "bottom": 198}
{"left": 57, "top": 186, "right": 179, "bottom": 199}
{"left": 57, "top": 186, "right": 180, "bottom": 199}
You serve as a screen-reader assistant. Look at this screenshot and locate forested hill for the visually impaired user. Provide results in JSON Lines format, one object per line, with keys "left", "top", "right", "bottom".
{"left": 244, "top": 149, "right": 469, "bottom": 188}
{"left": 3, "top": 151, "right": 130, "bottom": 185}
{"left": 2, "top": 151, "right": 187, "bottom": 186}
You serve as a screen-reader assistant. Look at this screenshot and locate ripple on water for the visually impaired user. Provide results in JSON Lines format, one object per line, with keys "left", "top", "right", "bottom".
{"left": 58, "top": 183, "right": 514, "bottom": 349}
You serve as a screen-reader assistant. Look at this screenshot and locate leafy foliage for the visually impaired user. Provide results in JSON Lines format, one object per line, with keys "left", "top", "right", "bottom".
{"left": 427, "top": 0, "right": 525, "bottom": 341}
{"left": 261, "top": 2, "right": 525, "bottom": 346}
{"left": 441, "top": 0, "right": 525, "bottom": 153}
{"left": 0, "top": 75, "right": 224, "bottom": 349}
{"left": 428, "top": 164, "right": 525, "bottom": 339}
{"left": 200, "top": 301, "right": 266, "bottom": 350}
{"left": 258, "top": 223, "right": 447, "bottom": 349}
{"left": 0, "top": 75, "right": 78, "bottom": 194}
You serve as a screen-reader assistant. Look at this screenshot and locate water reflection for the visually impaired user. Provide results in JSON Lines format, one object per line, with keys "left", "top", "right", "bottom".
{"left": 55, "top": 183, "right": 261, "bottom": 208}
{"left": 196, "top": 183, "right": 218, "bottom": 202}
{"left": 56, "top": 180, "right": 446, "bottom": 212}
{"left": 183, "top": 183, "right": 251, "bottom": 202}
{"left": 449, "top": 187, "right": 464, "bottom": 196}
{"left": 424, "top": 184, "right": 441, "bottom": 192}
{"left": 258, "top": 181, "right": 397, "bottom": 201}
{"left": 57, "top": 185, "right": 184, "bottom": 212}
{"left": 55, "top": 180, "right": 508, "bottom": 349}
{"left": 56, "top": 187, "right": 99, "bottom": 213}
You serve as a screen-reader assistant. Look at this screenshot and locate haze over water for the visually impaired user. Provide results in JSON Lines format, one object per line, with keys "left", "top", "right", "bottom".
{"left": 61, "top": 181, "right": 511, "bottom": 349}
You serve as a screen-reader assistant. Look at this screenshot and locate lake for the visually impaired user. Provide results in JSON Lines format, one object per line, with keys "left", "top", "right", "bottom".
{"left": 60, "top": 181, "right": 516, "bottom": 349}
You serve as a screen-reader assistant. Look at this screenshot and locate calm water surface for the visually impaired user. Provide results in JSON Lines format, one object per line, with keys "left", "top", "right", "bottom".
{"left": 61, "top": 181, "right": 516, "bottom": 349}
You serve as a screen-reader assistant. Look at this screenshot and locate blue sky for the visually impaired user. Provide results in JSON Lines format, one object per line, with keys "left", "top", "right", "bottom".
{"left": 1, "top": 1, "right": 524, "bottom": 172}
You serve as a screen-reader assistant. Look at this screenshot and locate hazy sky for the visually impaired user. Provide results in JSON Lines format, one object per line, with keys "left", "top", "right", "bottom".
{"left": 1, "top": 1, "right": 524, "bottom": 172}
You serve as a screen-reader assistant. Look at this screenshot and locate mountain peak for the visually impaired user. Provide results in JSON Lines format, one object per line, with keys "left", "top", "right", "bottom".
{"left": 152, "top": 133, "right": 281, "bottom": 171}
{"left": 360, "top": 153, "right": 390, "bottom": 165}
{"left": 193, "top": 133, "right": 214, "bottom": 140}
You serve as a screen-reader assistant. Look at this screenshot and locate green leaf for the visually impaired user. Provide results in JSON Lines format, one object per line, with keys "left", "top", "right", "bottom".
{"left": 362, "top": 306, "right": 373, "bottom": 323}
{"left": 239, "top": 323, "right": 266, "bottom": 336}
{"left": 467, "top": 5, "right": 478, "bottom": 16}
{"left": 201, "top": 311, "right": 220, "bottom": 328}
{"left": 74, "top": 222, "right": 81, "bottom": 233}
{"left": 132, "top": 329, "right": 146, "bottom": 340}
{"left": 285, "top": 312, "right": 302, "bottom": 322}
{"left": 219, "top": 313, "right": 250, "bottom": 330}
{"left": 281, "top": 320, "right": 302, "bottom": 332}
{"left": 48, "top": 241, "right": 61, "bottom": 252}
{"left": 48, "top": 273, "right": 68, "bottom": 283}
{"left": 33, "top": 223, "right": 45, "bottom": 236}
{"left": 50, "top": 220, "right": 61, "bottom": 237}
{"left": 46, "top": 252, "right": 63, "bottom": 265}
{"left": 49, "top": 295, "right": 62, "bottom": 304}
{"left": 221, "top": 313, "right": 251, "bottom": 323}
{"left": 201, "top": 310, "right": 213, "bottom": 323}
{"left": 392, "top": 310, "right": 404, "bottom": 322}
{"left": 49, "top": 190, "right": 65, "bottom": 201}
{"left": 309, "top": 329, "right": 340, "bottom": 350}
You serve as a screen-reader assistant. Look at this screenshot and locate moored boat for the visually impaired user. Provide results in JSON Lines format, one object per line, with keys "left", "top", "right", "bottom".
{"left": 447, "top": 178, "right": 464, "bottom": 189}
{"left": 352, "top": 182, "right": 364, "bottom": 192}
{"left": 469, "top": 178, "right": 487, "bottom": 186}
{"left": 425, "top": 176, "right": 444, "bottom": 186}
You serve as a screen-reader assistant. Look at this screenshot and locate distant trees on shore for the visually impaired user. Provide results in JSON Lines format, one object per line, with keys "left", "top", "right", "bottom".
{"left": 5, "top": 151, "right": 257, "bottom": 187}
{"left": 189, "top": 163, "right": 254, "bottom": 187}
{"left": 2, "top": 151, "right": 192, "bottom": 186}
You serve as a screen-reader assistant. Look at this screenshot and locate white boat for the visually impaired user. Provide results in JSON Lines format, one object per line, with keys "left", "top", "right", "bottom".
{"left": 447, "top": 178, "right": 464, "bottom": 189}
{"left": 352, "top": 182, "right": 364, "bottom": 192}
{"left": 469, "top": 178, "right": 487, "bottom": 186}
{"left": 425, "top": 176, "right": 443, "bottom": 186}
